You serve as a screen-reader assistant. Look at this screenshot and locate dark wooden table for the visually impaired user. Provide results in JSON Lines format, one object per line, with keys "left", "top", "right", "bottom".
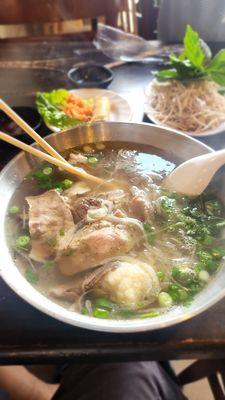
{"left": 0, "top": 40, "right": 225, "bottom": 364}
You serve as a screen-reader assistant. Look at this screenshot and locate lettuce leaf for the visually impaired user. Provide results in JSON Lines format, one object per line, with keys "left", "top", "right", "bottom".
{"left": 36, "top": 89, "right": 84, "bottom": 130}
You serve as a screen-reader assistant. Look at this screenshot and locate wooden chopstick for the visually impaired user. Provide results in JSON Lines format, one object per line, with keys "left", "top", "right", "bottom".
{"left": 0, "top": 99, "right": 65, "bottom": 162}
{"left": 0, "top": 131, "right": 103, "bottom": 185}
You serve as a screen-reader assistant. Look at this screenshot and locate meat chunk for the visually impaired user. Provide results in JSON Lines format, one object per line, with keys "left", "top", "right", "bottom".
{"left": 64, "top": 181, "right": 90, "bottom": 200}
{"left": 26, "top": 190, "right": 75, "bottom": 262}
{"left": 56, "top": 220, "right": 140, "bottom": 276}
{"left": 129, "top": 187, "right": 154, "bottom": 222}
{"left": 70, "top": 197, "right": 103, "bottom": 223}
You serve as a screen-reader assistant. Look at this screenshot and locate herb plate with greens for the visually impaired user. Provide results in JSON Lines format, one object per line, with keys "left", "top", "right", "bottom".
{"left": 145, "top": 25, "right": 225, "bottom": 137}
{"left": 37, "top": 88, "right": 132, "bottom": 132}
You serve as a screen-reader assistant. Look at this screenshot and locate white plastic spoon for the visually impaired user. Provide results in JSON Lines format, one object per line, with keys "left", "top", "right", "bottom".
{"left": 164, "top": 148, "right": 225, "bottom": 196}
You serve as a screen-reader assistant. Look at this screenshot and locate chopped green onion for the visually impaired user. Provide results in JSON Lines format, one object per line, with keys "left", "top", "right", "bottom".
{"left": 93, "top": 308, "right": 110, "bottom": 319}
{"left": 158, "top": 292, "right": 173, "bottom": 308}
{"left": 140, "top": 311, "right": 160, "bottom": 318}
{"left": 88, "top": 157, "right": 98, "bottom": 165}
{"left": 42, "top": 167, "right": 53, "bottom": 175}
{"left": 61, "top": 179, "right": 73, "bottom": 190}
{"left": 59, "top": 228, "right": 65, "bottom": 236}
{"left": 43, "top": 260, "right": 55, "bottom": 270}
{"left": 157, "top": 271, "right": 165, "bottom": 280}
{"left": 8, "top": 205, "right": 20, "bottom": 215}
{"left": 25, "top": 268, "right": 38, "bottom": 284}
{"left": 95, "top": 297, "right": 112, "bottom": 309}
{"left": 81, "top": 307, "right": 88, "bottom": 315}
{"left": 16, "top": 235, "right": 30, "bottom": 249}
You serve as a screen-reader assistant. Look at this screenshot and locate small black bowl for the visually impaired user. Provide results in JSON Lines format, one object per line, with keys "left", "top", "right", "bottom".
{"left": 68, "top": 64, "right": 113, "bottom": 88}
{"left": 0, "top": 106, "right": 42, "bottom": 144}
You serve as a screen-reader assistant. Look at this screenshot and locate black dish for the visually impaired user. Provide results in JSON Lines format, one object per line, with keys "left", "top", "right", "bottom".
{"left": 68, "top": 64, "right": 113, "bottom": 88}
{"left": 0, "top": 106, "right": 42, "bottom": 144}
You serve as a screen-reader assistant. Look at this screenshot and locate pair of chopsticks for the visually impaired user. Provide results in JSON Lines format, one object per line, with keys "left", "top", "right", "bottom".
{"left": 0, "top": 99, "right": 103, "bottom": 185}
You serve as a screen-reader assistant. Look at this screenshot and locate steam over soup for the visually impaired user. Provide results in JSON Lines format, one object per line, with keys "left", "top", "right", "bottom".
{"left": 6, "top": 142, "right": 225, "bottom": 319}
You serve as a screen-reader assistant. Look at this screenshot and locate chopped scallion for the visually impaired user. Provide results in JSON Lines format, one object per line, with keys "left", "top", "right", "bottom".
{"left": 16, "top": 235, "right": 30, "bottom": 249}
{"left": 88, "top": 157, "right": 98, "bottom": 165}
{"left": 93, "top": 308, "right": 110, "bottom": 319}
{"left": 95, "top": 297, "right": 112, "bottom": 309}
{"left": 8, "top": 205, "right": 20, "bottom": 215}
{"left": 42, "top": 167, "right": 53, "bottom": 175}
{"left": 139, "top": 311, "right": 160, "bottom": 318}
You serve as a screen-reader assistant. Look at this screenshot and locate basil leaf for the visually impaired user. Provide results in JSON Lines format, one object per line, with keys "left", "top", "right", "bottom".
{"left": 183, "top": 25, "right": 205, "bottom": 68}
{"left": 154, "top": 69, "right": 178, "bottom": 81}
{"left": 206, "top": 50, "right": 225, "bottom": 86}
{"left": 199, "top": 38, "right": 212, "bottom": 65}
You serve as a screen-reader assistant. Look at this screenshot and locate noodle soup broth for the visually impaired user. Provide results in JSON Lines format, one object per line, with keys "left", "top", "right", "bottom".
{"left": 6, "top": 142, "right": 225, "bottom": 320}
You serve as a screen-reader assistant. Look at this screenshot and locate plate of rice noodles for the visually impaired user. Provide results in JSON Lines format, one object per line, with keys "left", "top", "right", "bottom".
{"left": 36, "top": 88, "right": 132, "bottom": 132}
{"left": 145, "top": 25, "right": 225, "bottom": 137}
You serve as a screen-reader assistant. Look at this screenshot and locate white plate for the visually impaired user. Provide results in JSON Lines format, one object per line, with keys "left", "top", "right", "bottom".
{"left": 47, "top": 88, "right": 132, "bottom": 132}
{"left": 145, "top": 81, "right": 225, "bottom": 137}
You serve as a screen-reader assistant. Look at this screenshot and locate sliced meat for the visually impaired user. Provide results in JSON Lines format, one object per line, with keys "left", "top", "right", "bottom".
{"left": 70, "top": 197, "right": 102, "bottom": 223}
{"left": 50, "top": 264, "right": 116, "bottom": 302}
{"left": 26, "top": 190, "right": 75, "bottom": 262}
{"left": 64, "top": 181, "right": 90, "bottom": 200}
{"left": 56, "top": 220, "right": 140, "bottom": 276}
{"left": 130, "top": 188, "right": 154, "bottom": 222}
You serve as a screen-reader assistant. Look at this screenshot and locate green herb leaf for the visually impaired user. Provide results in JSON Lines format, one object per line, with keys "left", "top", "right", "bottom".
{"left": 25, "top": 268, "right": 38, "bottom": 284}
{"left": 95, "top": 297, "right": 113, "bottom": 310}
{"left": 36, "top": 90, "right": 84, "bottom": 130}
{"left": 182, "top": 24, "right": 205, "bottom": 68}
{"left": 43, "top": 260, "right": 55, "bottom": 270}
{"left": 206, "top": 50, "right": 225, "bottom": 85}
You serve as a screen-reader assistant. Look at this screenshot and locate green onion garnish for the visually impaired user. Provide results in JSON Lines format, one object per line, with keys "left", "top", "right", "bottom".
{"left": 42, "top": 167, "right": 53, "bottom": 175}
{"left": 93, "top": 308, "right": 110, "bottom": 319}
{"left": 8, "top": 205, "right": 20, "bottom": 215}
{"left": 139, "top": 311, "right": 160, "bottom": 319}
{"left": 16, "top": 235, "right": 30, "bottom": 249}
{"left": 88, "top": 157, "right": 98, "bottom": 165}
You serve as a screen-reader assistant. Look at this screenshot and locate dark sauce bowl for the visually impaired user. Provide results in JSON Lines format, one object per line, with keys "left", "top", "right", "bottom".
{"left": 0, "top": 106, "right": 42, "bottom": 144}
{"left": 68, "top": 64, "right": 113, "bottom": 88}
